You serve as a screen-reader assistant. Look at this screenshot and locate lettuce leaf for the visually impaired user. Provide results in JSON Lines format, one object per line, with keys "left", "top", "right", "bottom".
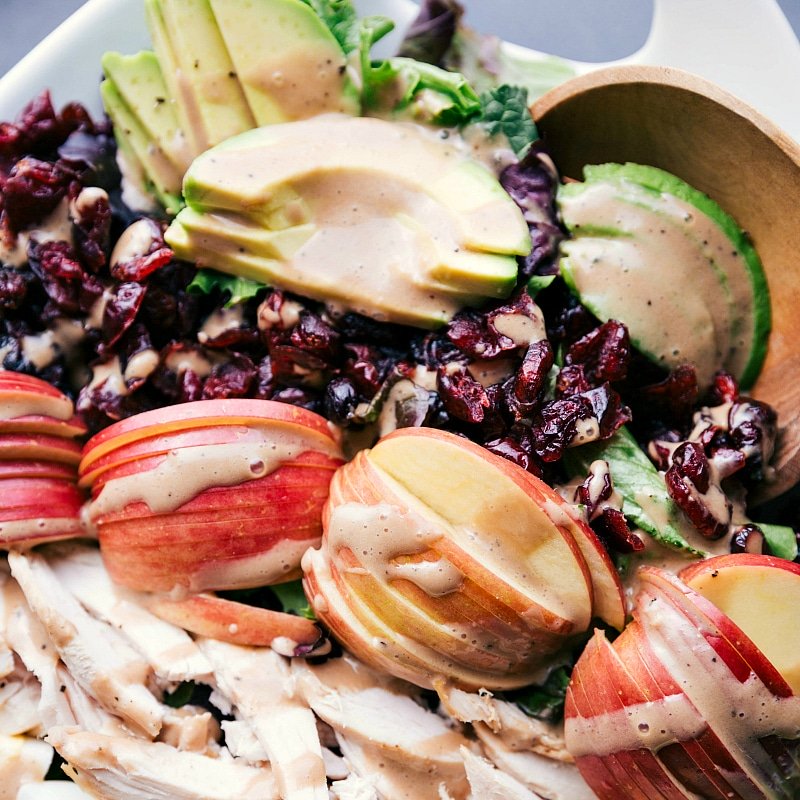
{"left": 271, "top": 580, "right": 316, "bottom": 620}
{"left": 300, "top": 0, "right": 393, "bottom": 55}
{"left": 479, "top": 84, "right": 538, "bottom": 156}
{"left": 187, "top": 268, "right": 266, "bottom": 308}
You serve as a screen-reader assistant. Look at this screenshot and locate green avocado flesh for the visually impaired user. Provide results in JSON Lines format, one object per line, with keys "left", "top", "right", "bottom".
{"left": 166, "top": 115, "right": 529, "bottom": 328}
{"left": 558, "top": 163, "right": 770, "bottom": 388}
{"left": 102, "top": 0, "right": 354, "bottom": 210}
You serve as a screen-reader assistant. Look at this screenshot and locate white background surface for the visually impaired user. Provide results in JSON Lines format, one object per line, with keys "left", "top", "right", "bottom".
{"left": 2, "top": 0, "right": 799, "bottom": 77}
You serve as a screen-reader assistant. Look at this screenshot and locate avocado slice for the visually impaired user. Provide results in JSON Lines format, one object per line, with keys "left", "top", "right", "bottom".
{"left": 583, "top": 162, "right": 769, "bottom": 388}
{"left": 100, "top": 80, "right": 183, "bottom": 214}
{"left": 144, "top": 0, "right": 256, "bottom": 155}
{"left": 102, "top": 51, "right": 192, "bottom": 174}
{"left": 209, "top": 0, "right": 359, "bottom": 124}
{"left": 558, "top": 163, "right": 769, "bottom": 387}
{"left": 167, "top": 219, "right": 461, "bottom": 328}
{"left": 166, "top": 115, "right": 529, "bottom": 327}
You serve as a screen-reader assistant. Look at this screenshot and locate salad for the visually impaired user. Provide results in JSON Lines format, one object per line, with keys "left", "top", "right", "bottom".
{"left": 0, "top": 1, "right": 798, "bottom": 798}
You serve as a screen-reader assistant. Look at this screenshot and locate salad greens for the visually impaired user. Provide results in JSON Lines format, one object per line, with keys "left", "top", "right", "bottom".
{"left": 187, "top": 269, "right": 266, "bottom": 308}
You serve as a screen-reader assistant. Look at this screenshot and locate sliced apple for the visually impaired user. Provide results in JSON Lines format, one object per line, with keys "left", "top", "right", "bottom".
{"left": 144, "top": 591, "right": 322, "bottom": 651}
{"left": 566, "top": 561, "right": 800, "bottom": 800}
{"left": 0, "top": 415, "right": 87, "bottom": 438}
{"left": 0, "top": 372, "right": 75, "bottom": 423}
{"left": 305, "top": 427, "right": 606, "bottom": 690}
{"left": 0, "top": 434, "right": 82, "bottom": 465}
{"left": 680, "top": 555, "right": 800, "bottom": 695}
{"left": 80, "top": 397, "right": 337, "bottom": 470}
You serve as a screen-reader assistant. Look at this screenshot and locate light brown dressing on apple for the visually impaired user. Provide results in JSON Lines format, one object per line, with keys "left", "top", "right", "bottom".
{"left": 0, "top": 388, "right": 74, "bottom": 422}
{"left": 567, "top": 579, "right": 800, "bottom": 792}
{"left": 89, "top": 428, "right": 339, "bottom": 519}
{"left": 327, "top": 502, "right": 464, "bottom": 598}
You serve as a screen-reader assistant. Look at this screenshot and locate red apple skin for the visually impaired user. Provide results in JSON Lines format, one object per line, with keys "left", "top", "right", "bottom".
{"left": 81, "top": 399, "right": 337, "bottom": 468}
{"left": 81, "top": 420, "right": 337, "bottom": 491}
{"left": 566, "top": 565, "right": 800, "bottom": 800}
{"left": 0, "top": 372, "right": 67, "bottom": 397}
{"left": 97, "top": 451, "right": 341, "bottom": 593}
{"left": 0, "top": 433, "right": 83, "bottom": 465}
{"left": 144, "top": 592, "right": 322, "bottom": 649}
{"left": 0, "top": 415, "right": 87, "bottom": 438}
{"left": 0, "top": 460, "right": 77, "bottom": 480}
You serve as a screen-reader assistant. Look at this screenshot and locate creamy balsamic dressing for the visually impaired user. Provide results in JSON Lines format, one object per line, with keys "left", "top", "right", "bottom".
{"left": 90, "top": 430, "right": 339, "bottom": 519}
{"left": 491, "top": 307, "right": 546, "bottom": 347}
{"left": 0, "top": 387, "right": 74, "bottom": 422}
{"left": 179, "top": 115, "right": 528, "bottom": 326}
{"left": 560, "top": 180, "right": 753, "bottom": 385}
{"left": 198, "top": 306, "right": 245, "bottom": 344}
{"left": 0, "top": 517, "right": 82, "bottom": 545}
{"left": 327, "top": 502, "right": 464, "bottom": 598}
{"left": 638, "top": 583, "right": 800, "bottom": 791}
{"left": 0, "top": 199, "right": 73, "bottom": 269}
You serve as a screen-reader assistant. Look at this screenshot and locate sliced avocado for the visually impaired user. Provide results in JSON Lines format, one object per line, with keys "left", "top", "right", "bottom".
{"left": 209, "top": 0, "right": 359, "bottom": 124}
{"left": 583, "top": 163, "right": 769, "bottom": 388}
{"left": 144, "top": 0, "right": 256, "bottom": 155}
{"left": 102, "top": 51, "right": 192, "bottom": 174}
{"left": 166, "top": 115, "right": 529, "bottom": 327}
{"left": 167, "top": 221, "right": 459, "bottom": 328}
{"left": 558, "top": 164, "right": 768, "bottom": 387}
{"left": 100, "top": 80, "right": 183, "bottom": 214}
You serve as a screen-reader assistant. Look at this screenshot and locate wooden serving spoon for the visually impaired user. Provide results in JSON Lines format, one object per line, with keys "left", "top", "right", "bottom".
{"left": 531, "top": 65, "right": 800, "bottom": 502}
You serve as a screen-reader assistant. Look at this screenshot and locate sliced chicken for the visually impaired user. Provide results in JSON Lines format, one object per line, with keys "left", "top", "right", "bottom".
{"left": 0, "top": 654, "right": 41, "bottom": 736}
{"left": 46, "top": 544, "right": 212, "bottom": 683}
{"left": 461, "top": 746, "right": 544, "bottom": 800}
{"left": 47, "top": 726, "right": 279, "bottom": 800}
{"left": 17, "top": 783, "right": 93, "bottom": 800}
{"left": 292, "top": 656, "right": 469, "bottom": 784}
{"left": 475, "top": 728, "right": 595, "bottom": 800}
{"left": 322, "top": 746, "right": 348, "bottom": 780}
{"left": 336, "top": 733, "right": 467, "bottom": 800}
{"left": 0, "top": 735, "right": 52, "bottom": 800}
{"left": 220, "top": 720, "right": 267, "bottom": 763}
{"left": 158, "top": 705, "right": 220, "bottom": 755}
{"left": 491, "top": 701, "right": 571, "bottom": 761}
{"left": 433, "top": 680, "right": 501, "bottom": 733}
{"left": 199, "top": 639, "right": 327, "bottom": 800}
{"left": 8, "top": 551, "right": 163, "bottom": 737}
{"left": 330, "top": 772, "right": 380, "bottom": 800}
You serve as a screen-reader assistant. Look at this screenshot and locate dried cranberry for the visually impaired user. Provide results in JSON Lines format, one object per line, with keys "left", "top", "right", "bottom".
{"left": 593, "top": 508, "right": 644, "bottom": 554}
{"left": 202, "top": 354, "right": 256, "bottom": 399}
{"left": 575, "top": 467, "right": 613, "bottom": 520}
{"left": 510, "top": 338, "right": 553, "bottom": 418}
{"left": 730, "top": 524, "right": 767, "bottom": 555}
{"left": 0, "top": 92, "right": 83, "bottom": 165}
{"left": 27, "top": 240, "right": 83, "bottom": 314}
{"left": 540, "top": 283, "right": 598, "bottom": 349}
{"left": 343, "top": 343, "right": 385, "bottom": 396}
{"left": 436, "top": 363, "right": 490, "bottom": 424}
{"left": 253, "top": 356, "right": 275, "bottom": 399}
{"left": 111, "top": 245, "right": 173, "bottom": 282}
{"left": 102, "top": 282, "right": 147, "bottom": 349}
{"left": 582, "top": 384, "right": 632, "bottom": 438}
{"left": 665, "top": 442, "right": 730, "bottom": 539}
{"left": 3, "top": 157, "right": 76, "bottom": 232}
{"left": 708, "top": 370, "right": 739, "bottom": 406}
{"left": 0, "top": 268, "right": 29, "bottom": 309}
{"left": 635, "top": 365, "right": 699, "bottom": 429}
{"left": 556, "top": 364, "right": 590, "bottom": 397}
{"left": 72, "top": 189, "right": 112, "bottom": 272}
{"left": 447, "top": 310, "right": 512, "bottom": 360}
{"left": 325, "top": 377, "right": 359, "bottom": 424}
{"left": 290, "top": 312, "right": 341, "bottom": 365}
{"left": 730, "top": 399, "right": 777, "bottom": 468}
{"left": 529, "top": 396, "right": 594, "bottom": 462}
{"left": 565, "top": 320, "right": 630, "bottom": 386}
{"left": 178, "top": 369, "right": 203, "bottom": 402}
{"left": 484, "top": 436, "right": 539, "bottom": 473}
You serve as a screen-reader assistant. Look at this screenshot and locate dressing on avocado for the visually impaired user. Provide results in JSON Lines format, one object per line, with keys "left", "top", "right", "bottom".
{"left": 166, "top": 115, "right": 531, "bottom": 328}
{"left": 558, "top": 164, "right": 769, "bottom": 388}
